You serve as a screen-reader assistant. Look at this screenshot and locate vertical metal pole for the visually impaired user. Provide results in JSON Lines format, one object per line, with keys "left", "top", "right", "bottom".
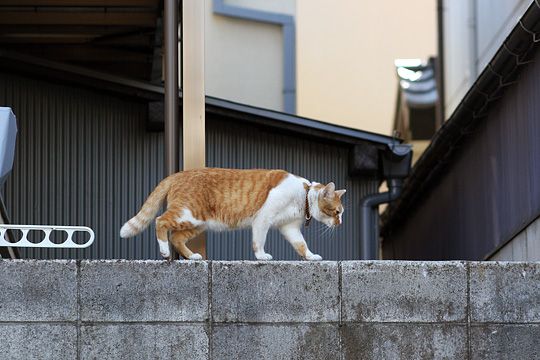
{"left": 436, "top": 0, "right": 446, "bottom": 129}
{"left": 164, "top": 0, "right": 179, "bottom": 176}
{"left": 164, "top": 0, "right": 179, "bottom": 259}
{"left": 182, "top": 0, "right": 206, "bottom": 258}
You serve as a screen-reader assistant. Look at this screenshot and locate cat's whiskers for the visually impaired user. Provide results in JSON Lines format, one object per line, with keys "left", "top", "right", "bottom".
{"left": 315, "top": 224, "right": 328, "bottom": 237}
{"left": 321, "top": 225, "right": 334, "bottom": 237}
{"left": 316, "top": 223, "right": 326, "bottom": 235}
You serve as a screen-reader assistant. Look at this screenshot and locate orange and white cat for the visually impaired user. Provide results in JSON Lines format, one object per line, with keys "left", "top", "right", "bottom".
{"left": 120, "top": 168, "right": 346, "bottom": 261}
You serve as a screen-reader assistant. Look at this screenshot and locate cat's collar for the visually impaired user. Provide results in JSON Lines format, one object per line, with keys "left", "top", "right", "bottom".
{"left": 303, "top": 183, "right": 312, "bottom": 227}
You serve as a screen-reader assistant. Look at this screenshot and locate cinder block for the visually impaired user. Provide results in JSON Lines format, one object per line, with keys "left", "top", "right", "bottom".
{"left": 341, "top": 261, "right": 467, "bottom": 322}
{"left": 470, "top": 262, "right": 540, "bottom": 322}
{"left": 80, "top": 324, "right": 208, "bottom": 360}
{"left": 80, "top": 260, "right": 208, "bottom": 322}
{"left": 0, "top": 324, "right": 77, "bottom": 360}
{"left": 341, "top": 324, "right": 467, "bottom": 360}
{"left": 211, "top": 261, "right": 339, "bottom": 323}
{"left": 212, "top": 324, "right": 339, "bottom": 360}
{"left": 0, "top": 260, "right": 77, "bottom": 321}
{"left": 470, "top": 324, "right": 540, "bottom": 360}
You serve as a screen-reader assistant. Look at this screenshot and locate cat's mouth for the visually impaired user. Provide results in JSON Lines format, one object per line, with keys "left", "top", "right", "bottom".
{"left": 323, "top": 219, "right": 336, "bottom": 228}
{"left": 326, "top": 219, "right": 342, "bottom": 228}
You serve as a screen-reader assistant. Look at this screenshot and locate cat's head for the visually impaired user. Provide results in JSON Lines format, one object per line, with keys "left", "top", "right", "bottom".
{"left": 311, "top": 182, "right": 346, "bottom": 227}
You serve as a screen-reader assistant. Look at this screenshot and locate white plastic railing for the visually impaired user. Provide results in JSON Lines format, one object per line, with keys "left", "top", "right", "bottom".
{"left": 0, "top": 224, "right": 94, "bottom": 248}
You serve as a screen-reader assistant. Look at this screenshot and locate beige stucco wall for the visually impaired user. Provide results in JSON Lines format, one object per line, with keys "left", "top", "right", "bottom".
{"left": 296, "top": 1, "right": 436, "bottom": 135}
{"left": 204, "top": 0, "right": 293, "bottom": 111}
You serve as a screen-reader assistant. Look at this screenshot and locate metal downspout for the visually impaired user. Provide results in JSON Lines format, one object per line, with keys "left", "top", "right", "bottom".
{"left": 360, "top": 179, "right": 403, "bottom": 260}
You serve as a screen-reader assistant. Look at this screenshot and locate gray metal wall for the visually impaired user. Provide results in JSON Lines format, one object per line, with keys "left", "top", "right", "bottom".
{"left": 1, "top": 72, "right": 378, "bottom": 260}
{"left": 1, "top": 72, "right": 164, "bottom": 260}
{"left": 383, "top": 46, "right": 540, "bottom": 261}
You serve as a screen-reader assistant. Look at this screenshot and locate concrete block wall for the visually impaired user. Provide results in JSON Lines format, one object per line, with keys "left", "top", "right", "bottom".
{"left": 1, "top": 260, "right": 539, "bottom": 359}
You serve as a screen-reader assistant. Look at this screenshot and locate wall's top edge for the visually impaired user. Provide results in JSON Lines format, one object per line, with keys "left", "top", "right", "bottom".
{"left": 2, "top": 259, "right": 539, "bottom": 265}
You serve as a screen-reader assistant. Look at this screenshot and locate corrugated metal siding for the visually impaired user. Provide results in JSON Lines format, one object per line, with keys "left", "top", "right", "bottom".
{"left": 0, "top": 72, "right": 378, "bottom": 260}
{"left": 383, "top": 44, "right": 540, "bottom": 260}
{"left": 0, "top": 72, "right": 164, "bottom": 260}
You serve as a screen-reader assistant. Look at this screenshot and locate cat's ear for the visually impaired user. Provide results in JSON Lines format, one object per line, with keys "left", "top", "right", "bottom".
{"left": 335, "top": 189, "right": 346, "bottom": 198}
{"left": 323, "top": 182, "right": 335, "bottom": 197}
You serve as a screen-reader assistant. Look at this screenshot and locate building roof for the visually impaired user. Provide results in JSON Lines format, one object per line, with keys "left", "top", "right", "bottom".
{"left": 0, "top": 0, "right": 161, "bottom": 81}
{"left": 382, "top": 1, "right": 540, "bottom": 235}
{"left": 205, "top": 97, "right": 394, "bottom": 146}
{"left": 0, "top": 49, "right": 396, "bottom": 148}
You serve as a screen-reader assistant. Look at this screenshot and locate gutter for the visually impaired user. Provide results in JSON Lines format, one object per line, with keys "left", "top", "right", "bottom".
{"left": 382, "top": 1, "right": 540, "bottom": 237}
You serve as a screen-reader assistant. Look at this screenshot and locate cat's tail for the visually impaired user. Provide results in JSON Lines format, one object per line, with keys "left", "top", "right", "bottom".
{"left": 119, "top": 176, "right": 173, "bottom": 238}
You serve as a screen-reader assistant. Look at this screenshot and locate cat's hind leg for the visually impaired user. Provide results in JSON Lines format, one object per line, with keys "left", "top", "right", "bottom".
{"left": 279, "top": 221, "right": 322, "bottom": 261}
{"left": 170, "top": 228, "right": 203, "bottom": 260}
{"left": 156, "top": 209, "right": 203, "bottom": 260}
{"left": 155, "top": 212, "right": 175, "bottom": 259}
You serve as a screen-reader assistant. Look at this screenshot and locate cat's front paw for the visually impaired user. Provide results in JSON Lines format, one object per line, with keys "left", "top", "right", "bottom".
{"left": 306, "top": 253, "right": 322, "bottom": 261}
{"left": 255, "top": 253, "right": 273, "bottom": 261}
{"left": 189, "top": 253, "right": 203, "bottom": 260}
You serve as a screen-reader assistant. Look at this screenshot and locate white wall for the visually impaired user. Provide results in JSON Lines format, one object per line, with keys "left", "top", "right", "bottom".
{"left": 476, "top": 0, "right": 531, "bottom": 71}
{"left": 443, "top": 0, "right": 532, "bottom": 118}
{"left": 442, "top": 0, "right": 475, "bottom": 118}
{"left": 490, "top": 216, "right": 540, "bottom": 261}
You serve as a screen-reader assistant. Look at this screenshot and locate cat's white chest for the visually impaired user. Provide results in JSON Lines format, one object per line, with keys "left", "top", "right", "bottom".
{"left": 257, "top": 174, "right": 307, "bottom": 226}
